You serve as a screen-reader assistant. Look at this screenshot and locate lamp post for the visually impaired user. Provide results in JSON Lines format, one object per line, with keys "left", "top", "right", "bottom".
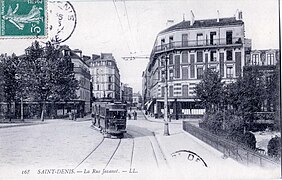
{"left": 163, "top": 51, "right": 170, "bottom": 136}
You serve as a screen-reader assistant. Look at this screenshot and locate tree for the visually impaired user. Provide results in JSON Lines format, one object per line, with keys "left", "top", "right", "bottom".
{"left": 17, "top": 41, "right": 79, "bottom": 121}
{"left": 195, "top": 68, "right": 224, "bottom": 113}
{"left": 3, "top": 56, "right": 17, "bottom": 121}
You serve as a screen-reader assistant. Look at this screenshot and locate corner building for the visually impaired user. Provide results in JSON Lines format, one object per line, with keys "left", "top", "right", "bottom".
{"left": 143, "top": 12, "right": 247, "bottom": 119}
{"left": 90, "top": 53, "right": 121, "bottom": 101}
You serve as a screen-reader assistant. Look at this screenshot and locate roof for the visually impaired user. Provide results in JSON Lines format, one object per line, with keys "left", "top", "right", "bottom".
{"left": 159, "top": 17, "right": 244, "bottom": 34}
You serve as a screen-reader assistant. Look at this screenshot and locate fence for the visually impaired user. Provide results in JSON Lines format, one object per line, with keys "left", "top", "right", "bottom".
{"left": 183, "top": 121, "right": 280, "bottom": 168}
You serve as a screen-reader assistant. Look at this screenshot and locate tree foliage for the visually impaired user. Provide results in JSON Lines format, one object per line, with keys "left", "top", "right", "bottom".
{"left": 16, "top": 41, "right": 79, "bottom": 120}
{"left": 195, "top": 68, "right": 224, "bottom": 113}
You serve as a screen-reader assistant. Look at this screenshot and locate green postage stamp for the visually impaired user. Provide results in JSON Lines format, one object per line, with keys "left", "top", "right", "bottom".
{"left": 0, "top": 0, "right": 46, "bottom": 37}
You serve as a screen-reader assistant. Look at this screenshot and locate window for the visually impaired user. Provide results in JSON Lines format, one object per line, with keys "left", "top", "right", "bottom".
{"left": 197, "top": 51, "right": 203, "bottom": 62}
{"left": 108, "top": 76, "right": 112, "bottom": 82}
{"left": 97, "top": 84, "right": 99, "bottom": 91}
{"left": 161, "top": 70, "right": 165, "bottom": 81}
{"left": 210, "top": 51, "right": 217, "bottom": 61}
{"left": 226, "top": 31, "right": 233, "bottom": 45}
{"left": 108, "top": 84, "right": 112, "bottom": 90}
{"left": 226, "top": 50, "right": 233, "bottom": 61}
{"left": 182, "top": 51, "right": 188, "bottom": 63}
{"left": 197, "top": 33, "right": 204, "bottom": 46}
{"left": 169, "top": 69, "right": 174, "bottom": 80}
{"left": 169, "top": 54, "right": 173, "bottom": 65}
{"left": 182, "top": 85, "right": 189, "bottom": 97}
{"left": 210, "top": 32, "right": 216, "bottom": 45}
{"left": 190, "top": 54, "right": 195, "bottom": 78}
{"left": 161, "top": 38, "right": 165, "bottom": 50}
{"left": 226, "top": 66, "right": 233, "bottom": 78}
{"left": 266, "top": 53, "right": 275, "bottom": 65}
{"left": 161, "top": 86, "right": 164, "bottom": 97}
{"left": 197, "top": 67, "right": 204, "bottom": 79}
{"left": 252, "top": 54, "right": 259, "bottom": 65}
{"left": 169, "top": 36, "right": 174, "bottom": 48}
{"left": 182, "top": 67, "right": 189, "bottom": 80}
{"left": 169, "top": 86, "right": 173, "bottom": 97}
{"left": 182, "top": 34, "right": 188, "bottom": 47}
{"left": 175, "top": 55, "right": 180, "bottom": 78}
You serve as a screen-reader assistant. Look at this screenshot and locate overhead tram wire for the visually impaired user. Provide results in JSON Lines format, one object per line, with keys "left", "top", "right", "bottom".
{"left": 112, "top": 0, "right": 131, "bottom": 53}
{"left": 123, "top": 0, "right": 136, "bottom": 53}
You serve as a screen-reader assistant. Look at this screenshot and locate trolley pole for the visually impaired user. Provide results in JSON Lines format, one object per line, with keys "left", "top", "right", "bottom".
{"left": 163, "top": 52, "right": 170, "bottom": 136}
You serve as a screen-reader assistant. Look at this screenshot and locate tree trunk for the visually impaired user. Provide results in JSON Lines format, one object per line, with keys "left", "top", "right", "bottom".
{"left": 41, "top": 102, "right": 45, "bottom": 121}
{"left": 8, "top": 102, "right": 11, "bottom": 122}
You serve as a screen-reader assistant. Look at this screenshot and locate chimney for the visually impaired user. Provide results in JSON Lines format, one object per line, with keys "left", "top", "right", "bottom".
{"left": 235, "top": 9, "right": 243, "bottom": 20}
{"left": 217, "top": 10, "right": 220, "bottom": 22}
{"left": 190, "top": 10, "right": 195, "bottom": 26}
{"left": 166, "top": 19, "right": 174, "bottom": 27}
{"left": 238, "top": 11, "right": 243, "bottom": 20}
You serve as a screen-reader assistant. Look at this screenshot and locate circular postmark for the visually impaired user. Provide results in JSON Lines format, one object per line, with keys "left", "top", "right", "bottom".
{"left": 171, "top": 150, "right": 208, "bottom": 168}
{"left": 48, "top": 1, "right": 77, "bottom": 43}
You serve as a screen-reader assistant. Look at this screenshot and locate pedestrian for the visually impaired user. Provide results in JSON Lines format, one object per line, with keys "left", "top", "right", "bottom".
{"left": 133, "top": 111, "right": 137, "bottom": 120}
{"left": 128, "top": 113, "right": 131, "bottom": 120}
{"left": 68, "top": 111, "right": 72, "bottom": 120}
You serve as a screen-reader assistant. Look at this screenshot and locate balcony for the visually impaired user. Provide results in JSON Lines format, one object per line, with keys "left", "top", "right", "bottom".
{"left": 153, "top": 37, "right": 243, "bottom": 54}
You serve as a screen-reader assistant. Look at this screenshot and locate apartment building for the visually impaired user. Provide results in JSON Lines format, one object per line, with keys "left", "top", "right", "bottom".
{"left": 89, "top": 53, "right": 121, "bottom": 101}
{"left": 244, "top": 49, "right": 279, "bottom": 113}
{"left": 143, "top": 11, "right": 248, "bottom": 119}
{"left": 70, "top": 49, "right": 91, "bottom": 114}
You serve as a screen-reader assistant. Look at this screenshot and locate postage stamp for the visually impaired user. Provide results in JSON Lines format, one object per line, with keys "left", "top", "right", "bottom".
{"left": 0, "top": 0, "right": 46, "bottom": 37}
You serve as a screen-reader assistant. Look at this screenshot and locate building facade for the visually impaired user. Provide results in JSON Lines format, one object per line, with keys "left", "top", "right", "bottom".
{"left": 121, "top": 83, "right": 133, "bottom": 105}
{"left": 70, "top": 49, "right": 91, "bottom": 114}
{"left": 244, "top": 49, "right": 280, "bottom": 113}
{"left": 89, "top": 53, "right": 121, "bottom": 101}
{"left": 143, "top": 11, "right": 248, "bottom": 118}
{"left": 132, "top": 92, "right": 142, "bottom": 109}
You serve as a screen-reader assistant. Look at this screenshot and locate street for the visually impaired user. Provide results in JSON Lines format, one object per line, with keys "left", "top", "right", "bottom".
{"left": 0, "top": 111, "right": 279, "bottom": 179}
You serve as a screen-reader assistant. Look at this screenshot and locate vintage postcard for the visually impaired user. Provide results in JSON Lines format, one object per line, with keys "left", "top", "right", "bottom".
{"left": 0, "top": 0, "right": 280, "bottom": 179}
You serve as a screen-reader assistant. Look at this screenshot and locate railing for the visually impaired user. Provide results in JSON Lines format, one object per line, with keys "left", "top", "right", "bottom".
{"left": 154, "top": 37, "right": 243, "bottom": 53}
{"left": 183, "top": 121, "right": 280, "bottom": 168}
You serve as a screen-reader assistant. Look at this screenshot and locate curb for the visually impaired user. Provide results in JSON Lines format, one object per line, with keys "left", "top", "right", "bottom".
{"left": 141, "top": 111, "right": 181, "bottom": 124}
{"left": 0, "top": 122, "right": 46, "bottom": 129}
{"left": 74, "top": 118, "right": 92, "bottom": 122}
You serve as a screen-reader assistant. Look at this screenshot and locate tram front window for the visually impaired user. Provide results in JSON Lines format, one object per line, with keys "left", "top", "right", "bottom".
{"left": 109, "top": 111, "right": 126, "bottom": 119}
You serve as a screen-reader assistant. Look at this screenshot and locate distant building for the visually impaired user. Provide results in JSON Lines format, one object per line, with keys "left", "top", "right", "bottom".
{"left": 120, "top": 83, "right": 133, "bottom": 105}
{"left": 143, "top": 11, "right": 248, "bottom": 119}
{"left": 245, "top": 49, "right": 279, "bottom": 66}
{"left": 132, "top": 92, "right": 142, "bottom": 108}
{"left": 89, "top": 53, "right": 121, "bottom": 101}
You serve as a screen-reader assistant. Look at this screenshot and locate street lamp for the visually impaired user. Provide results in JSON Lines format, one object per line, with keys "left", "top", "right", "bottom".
{"left": 163, "top": 50, "right": 170, "bottom": 136}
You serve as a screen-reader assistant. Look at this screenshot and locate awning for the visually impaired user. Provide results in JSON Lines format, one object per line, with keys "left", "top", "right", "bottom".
{"left": 145, "top": 100, "right": 153, "bottom": 110}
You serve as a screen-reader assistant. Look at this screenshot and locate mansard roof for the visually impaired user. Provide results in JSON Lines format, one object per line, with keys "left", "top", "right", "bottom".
{"left": 160, "top": 17, "right": 244, "bottom": 34}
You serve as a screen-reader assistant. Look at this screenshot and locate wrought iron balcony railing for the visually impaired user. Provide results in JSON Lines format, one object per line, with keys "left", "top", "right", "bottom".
{"left": 154, "top": 37, "right": 243, "bottom": 53}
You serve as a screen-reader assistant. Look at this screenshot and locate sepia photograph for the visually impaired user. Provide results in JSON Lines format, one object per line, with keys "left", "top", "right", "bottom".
{"left": 0, "top": 0, "right": 280, "bottom": 179}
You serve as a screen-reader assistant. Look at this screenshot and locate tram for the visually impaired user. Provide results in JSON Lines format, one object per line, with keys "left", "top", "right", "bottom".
{"left": 91, "top": 99, "right": 127, "bottom": 138}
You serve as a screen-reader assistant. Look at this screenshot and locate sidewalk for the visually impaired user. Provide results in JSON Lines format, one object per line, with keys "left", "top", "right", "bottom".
{"left": 151, "top": 119, "right": 279, "bottom": 179}
{"left": 142, "top": 110, "right": 199, "bottom": 125}
{"left": 0, "top": 115, "right": 92, "bottom": 128}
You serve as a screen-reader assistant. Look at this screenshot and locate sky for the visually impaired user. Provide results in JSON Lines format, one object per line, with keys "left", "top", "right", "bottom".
{"left": 0, "top": 0, "right": 279, "bottom": 93}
